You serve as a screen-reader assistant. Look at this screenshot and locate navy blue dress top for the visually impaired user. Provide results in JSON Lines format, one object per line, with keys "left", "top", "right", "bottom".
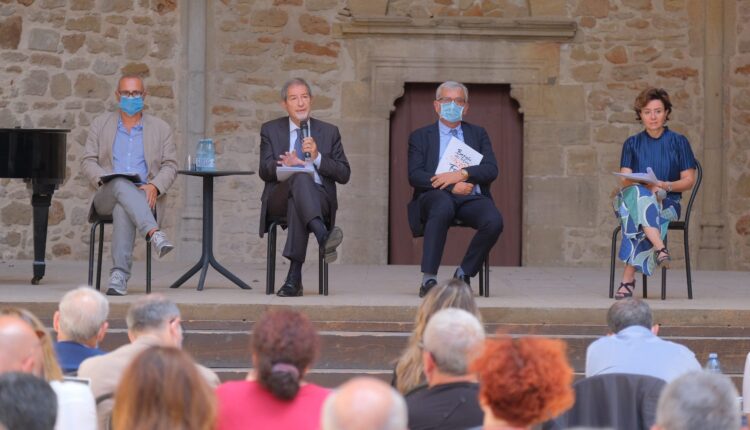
{"left": 619, "top": 127, "right": 697, "bottom": 200}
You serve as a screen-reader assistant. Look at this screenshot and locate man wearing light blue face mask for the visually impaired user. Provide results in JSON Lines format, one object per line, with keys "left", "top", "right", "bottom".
{"left": 81, "top": 75, "right": 178, "bottom": 296}
{"left": 407, "top": 81, "right": 504, "bottom": 297}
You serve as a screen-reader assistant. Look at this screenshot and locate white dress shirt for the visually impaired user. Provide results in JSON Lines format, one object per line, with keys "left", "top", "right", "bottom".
{"left": 585, "top": 325, "right": 701, "bottom": 382}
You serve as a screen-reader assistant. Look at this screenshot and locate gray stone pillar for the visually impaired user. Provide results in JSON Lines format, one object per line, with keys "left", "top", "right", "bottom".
{"left": 698, "top": 0, "right": 727, "bottom": 269}
{"left": 177, "top": 0, "right": 207, "bottom": 261}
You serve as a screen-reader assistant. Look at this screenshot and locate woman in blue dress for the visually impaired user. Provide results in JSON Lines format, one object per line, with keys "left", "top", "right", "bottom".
{"left": 614, "top": 88, "right": 697, "bottom": 299}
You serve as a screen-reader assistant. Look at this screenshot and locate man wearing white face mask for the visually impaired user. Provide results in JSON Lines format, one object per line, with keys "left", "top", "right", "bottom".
{"left": 407, "top": 81, "right": 503, "bottom": 297}
{"left": 81, "top": 75, "right": 177, "bottom": 296}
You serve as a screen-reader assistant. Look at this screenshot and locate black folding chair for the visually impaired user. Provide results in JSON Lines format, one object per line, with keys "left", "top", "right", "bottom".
{"left": 87, "top": 205, "right": 154, "bottom": 294}
{"left": 609, "top": 160, "right": 703, "bottom": 300}
{"left": 265, "top": 216, "right": 329, "bottom": 296}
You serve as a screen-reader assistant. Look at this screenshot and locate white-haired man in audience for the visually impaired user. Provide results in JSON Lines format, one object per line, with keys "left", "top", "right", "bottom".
{"left": 321, "top": 377, "right": 408, "bottom": 430}
{"left": 586, "top": 298, "right": 700, "bottom": 382}
{"left": 405, "top": 308, "right": 485, "bottom": 430}
{"left": 0, "top": 315, "right": 44, "bottom": 377}
{"left": 652, "top": 371, "right": 740, "bottom": 430}
{"left": 78, "top": 294, "right": 219, "bottom": 428}
{"left": 53, "top": 286, "right": 110, "bottom": 374}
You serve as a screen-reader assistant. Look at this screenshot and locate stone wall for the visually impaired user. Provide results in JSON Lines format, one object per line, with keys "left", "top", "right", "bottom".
{"left": 0, "top": 0, "right": 182, "bottom": 263}
{"left": 1, "top": 0, "right": 747, "bottom": 272}
{"left": 727, "top": 0, "right": 750, "bottom": 269}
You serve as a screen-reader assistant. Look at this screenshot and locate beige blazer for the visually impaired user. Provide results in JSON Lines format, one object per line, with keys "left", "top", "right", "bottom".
{"left": 80, "top": 111, "right": 178, "bottom": 220}
{"left": 78, "top": 335, "right": 220, "bottom": 430}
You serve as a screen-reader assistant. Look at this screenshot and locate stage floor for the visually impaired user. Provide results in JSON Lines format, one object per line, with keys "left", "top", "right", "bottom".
{"left": 1, "top": 259, "right": 748, "bottom": 320}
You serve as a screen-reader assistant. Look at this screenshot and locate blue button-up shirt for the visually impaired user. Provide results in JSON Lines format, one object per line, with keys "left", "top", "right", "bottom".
{"left": 585, "top": 325, "right": 701, "bottom": 382}
{"left": 112, "top": 118, "right": 147, "bottom": 184}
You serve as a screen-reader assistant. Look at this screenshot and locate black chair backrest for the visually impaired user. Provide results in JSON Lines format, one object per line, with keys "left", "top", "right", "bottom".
{"left": 682, "top": 160, "right": 702, "bottom": 226}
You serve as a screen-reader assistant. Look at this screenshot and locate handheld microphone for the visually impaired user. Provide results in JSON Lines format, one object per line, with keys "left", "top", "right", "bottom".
{"left": 300, "top": 120, "right": 311, "bottom": 159}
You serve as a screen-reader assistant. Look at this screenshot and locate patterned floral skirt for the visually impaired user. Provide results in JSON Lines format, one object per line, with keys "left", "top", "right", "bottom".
{"left": 614, "top": 185, "right": 680, "bottom": 276}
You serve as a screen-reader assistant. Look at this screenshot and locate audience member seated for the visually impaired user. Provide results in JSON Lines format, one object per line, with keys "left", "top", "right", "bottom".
{"left": 53, "top": 286, "right": 109, "bottom": 375}
{"left": 585, "top": 298, "right": 700, "bottom": 382}
{"left": 468, "top": 336, "right": 574, "bottom": 430}
{"left": 393, "top": 279, "right": 479, "bottom": 394}
{"left": 216, "top": 309, "right": 330, "bottom": 430}
{"left": 112, "top": 345, "right": 217, "bottom": 430}
{"left": 78, "top": 294, "right": 219, "bottom": 428}
{"left": 0, "top": 372, "right": 57, "bottom": 430}
{"left": 321, "top": 377, "right": 408, "bottom": 430}
{"left": 405, "top": 308, "right": 485, "bottom": 430}
{"left": 652, "top": 371, "right": 740, "bottom": 430}
{"left": 1, "top": 308, "right": 96, "bottom": 430}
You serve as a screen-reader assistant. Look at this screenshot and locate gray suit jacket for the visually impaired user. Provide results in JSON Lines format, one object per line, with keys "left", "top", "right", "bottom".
{"left": 258, "top": 116, "right": 350, "bottom": 236}
{"left": 78, "top": 336, "right": 219, "bottom": 430}
{"left": 80, "top": 111, "right": 178, "bottom": 220}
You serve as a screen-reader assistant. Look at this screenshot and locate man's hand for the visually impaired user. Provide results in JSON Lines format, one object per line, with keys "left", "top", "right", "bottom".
{"left": 278, "top": 151, "right": 305, "bottom": 167}
{"left": 431, "top": 171, "right": 464, "bottom": 190}
{"left": 139, "top": 184, "right": 158, "bottom": 209}
{"left": 451, "top": 182, "right": 474, "bottom": 195}
{"left": 301, "top": 137, "right": 318, "bottom": 161}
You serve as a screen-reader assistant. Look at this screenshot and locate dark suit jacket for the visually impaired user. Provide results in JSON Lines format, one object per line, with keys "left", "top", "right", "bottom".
{"left": 542, "top": 373, "right": 665, "bottom": 430}
{"left": 406, "top": 121, "right": 499, "bottom": 236}
{"left": 258, "top": 116, "right": 350, "bottom": 237}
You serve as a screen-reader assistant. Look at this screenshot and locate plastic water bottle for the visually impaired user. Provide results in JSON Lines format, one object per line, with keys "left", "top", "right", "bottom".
{"left": 704, "top": 352, "right": 722, "bottom": 374}
{"left": 195, "top": 138, "right": 216, "bottom": 172}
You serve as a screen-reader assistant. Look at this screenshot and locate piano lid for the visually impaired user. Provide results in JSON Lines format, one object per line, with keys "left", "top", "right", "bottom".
{"left": 0, "top": 127, "right": 69, "bottom": 183}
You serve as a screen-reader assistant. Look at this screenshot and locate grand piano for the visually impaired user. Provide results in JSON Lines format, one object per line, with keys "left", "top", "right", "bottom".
{"left": 1, "top": 128, "right": 68, "bottom": 284}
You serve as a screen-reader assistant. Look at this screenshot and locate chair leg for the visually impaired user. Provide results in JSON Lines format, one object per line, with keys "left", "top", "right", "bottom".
{"left": 642, "top": 273, "right": 647, "bottom": 299}
{"left": 661, "top": 236, "right": 668, "bottom": 300}
{"left": 684, "top": 228, "right": 693, "bottom": 299}
{"left": 609, "top": 226, "right": 621, "bottom": 299}
{"left": 318, "top": 251, "right": 329, "bottom": 296}
{"left": 483, "top": 256, "right": 489, "bottom": 298}
{"left": 478, "top": 262, "right": 484, "bottom": 297}
{"left": 96, "top": 223, "right": 105, "bottom": 291}
{"left": 266, "top": 223, "right": 277, "bottom": 295}
{"left": 88, "top": 222, "right": 97, "bottom": 287}
{"left": 146, "top": 240, "right": 152, "bottom": 294}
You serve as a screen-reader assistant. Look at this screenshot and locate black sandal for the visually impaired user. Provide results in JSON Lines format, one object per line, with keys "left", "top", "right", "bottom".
{"left": 615, "top": 280, "right": 635, "bottom": 300}
{"left": 655, "top": 248, "right": 671, "bottom": 268}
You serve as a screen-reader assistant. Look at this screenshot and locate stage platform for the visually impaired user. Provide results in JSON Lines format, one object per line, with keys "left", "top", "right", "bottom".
{"left": 2, "top": 259, "right": 749, "bottom": 387}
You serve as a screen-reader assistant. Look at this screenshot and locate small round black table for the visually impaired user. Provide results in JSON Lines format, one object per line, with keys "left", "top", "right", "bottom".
{"left": 170, "top": 170, "right": 254, "bottom": 291}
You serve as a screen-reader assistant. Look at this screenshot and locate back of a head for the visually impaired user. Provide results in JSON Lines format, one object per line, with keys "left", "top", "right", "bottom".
{"left": 0, "top": 372, "right": 57, "bottom": 430}
{"left": 321, "top": 377, "right": 407, "bottom": 430}
{"left": 606, "top": 298, "right": 652, "bottom": 333}
{"left": 472, "top": 336, "right": 574, "bottom": 428}
{"left": 423, "top": 308, "right": 485, "bottom": 376}
{"left": 112, "top": 346, "right": 216, "bottom": 430}
{"left": 0, "top": 315, "right": 40, "bottom": 375}
{"left": 126, "top": 294, "right": 180, "bottom": 335}
{"left": 654, "top": 371, "right": 740, "bottom": 430}
{"left": 395, "top": 279, "right": 479, "bottom": 393}
{"left": 58, "top": 286, "right": 109, "bottom": 343}
{"left": 252, "top": 309, "right": 319, "bottom": 401}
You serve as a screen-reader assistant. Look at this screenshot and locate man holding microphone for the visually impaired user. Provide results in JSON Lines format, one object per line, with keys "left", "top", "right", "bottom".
{"left": 258, "top": 78, "right": 350, "bottom": 297}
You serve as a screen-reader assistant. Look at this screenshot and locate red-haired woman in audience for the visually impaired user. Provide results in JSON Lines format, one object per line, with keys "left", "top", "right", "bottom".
{"left": 468, "top": 337, "right": 574, "bottom": 430}
{"left": 216, "top": 309, "right": 329, "bottom": 430}
{"left": 112, "top": 346, "right": 217, "bottom": 430}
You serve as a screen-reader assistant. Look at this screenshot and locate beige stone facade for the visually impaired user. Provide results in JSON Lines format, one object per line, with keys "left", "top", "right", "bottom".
{"left": 0, "top": 0, "right": 748, "bottom": 271}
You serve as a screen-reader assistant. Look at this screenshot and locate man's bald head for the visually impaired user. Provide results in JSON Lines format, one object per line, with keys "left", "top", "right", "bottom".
{"left": 321, "top": 377, "right": 407, "bottom": 430}
{"left": 0, "top": 315, "right": 42, "bottom": 376}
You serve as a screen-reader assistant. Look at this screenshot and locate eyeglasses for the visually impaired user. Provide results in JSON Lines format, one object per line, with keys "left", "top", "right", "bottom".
{"left": 118, "top": 90, "right": 144, "bottom": 98}
{"left": 437, "top": 97, "right": 467, "bottom": 106}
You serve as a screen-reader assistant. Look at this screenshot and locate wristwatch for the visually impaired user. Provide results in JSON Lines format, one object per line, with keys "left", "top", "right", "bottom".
{"left": 460, "top": 169, "right": 469, "bottom": 180}
{"left": 666, "top": 182, "right": 672, "bottom": 192}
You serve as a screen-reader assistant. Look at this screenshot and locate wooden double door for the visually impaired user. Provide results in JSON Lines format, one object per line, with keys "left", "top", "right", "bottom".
{"left": 388, "top": 83, "right": 523, "bottom": 267}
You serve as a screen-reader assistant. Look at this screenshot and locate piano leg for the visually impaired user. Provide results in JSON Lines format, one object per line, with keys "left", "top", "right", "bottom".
{"left": 30, "top": 185, "right": 54, "bottom": 285}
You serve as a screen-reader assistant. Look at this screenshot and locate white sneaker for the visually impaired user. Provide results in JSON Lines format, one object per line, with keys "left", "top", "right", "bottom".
{"left": 106, "top": 270, "right": 128, "bottom": 296}
{"left": 150, "top": 230, "right": 174, "bottom": 258}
